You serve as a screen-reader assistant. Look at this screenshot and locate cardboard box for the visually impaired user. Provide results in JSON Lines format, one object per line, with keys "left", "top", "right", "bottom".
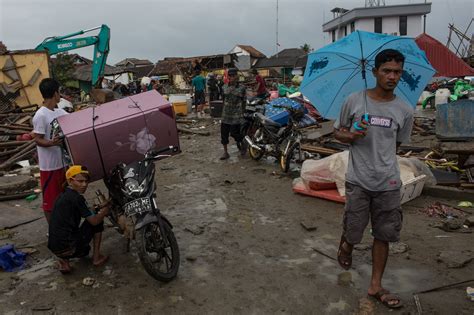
{"left": 400, "top": 175, "right": 426, "bottom": 205}
{"left": 57, "top": 90, "right": 180, "bottom": 182}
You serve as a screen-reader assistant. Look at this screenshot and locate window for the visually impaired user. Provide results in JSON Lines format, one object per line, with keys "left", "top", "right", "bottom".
{"left": 344, "top": 25, "right": 347, "bottom": 36}
{"left": 351, "top": 22, "right": 355, "bottom": 33}
{"left": 399, "top": 16, "right": 407, "bottom": 36}
{"left": 374, "top": 17, "right": 382, "bottom": 33}
{"left": 332, "top": 30, "right": 336, "bottom": 42}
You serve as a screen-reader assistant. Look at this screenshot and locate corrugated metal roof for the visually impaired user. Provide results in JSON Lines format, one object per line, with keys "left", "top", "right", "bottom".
{"left": 415, "top": 33, "right": 474, "bottom": 77}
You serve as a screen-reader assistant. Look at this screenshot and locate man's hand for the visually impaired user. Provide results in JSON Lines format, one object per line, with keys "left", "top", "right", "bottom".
{"left": 334, "top": 126, "right": 367, "bottom": 144}
{"left": 50, "top": 136, "right": 63, "bottom": 146}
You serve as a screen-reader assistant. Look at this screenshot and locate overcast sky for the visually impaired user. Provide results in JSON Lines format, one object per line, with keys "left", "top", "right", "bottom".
{"left": 1, "top": 0, "right": 472, "bottom": 64}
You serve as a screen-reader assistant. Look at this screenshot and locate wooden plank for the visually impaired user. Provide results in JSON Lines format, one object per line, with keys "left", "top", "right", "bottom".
{"left": 441, "top": 141, "right": 474, "bottom": 154}
{"left": 300, "top": 144, "right": 340, "bottom": 156}
{"left": 0, "top": 202, "right": 42, "bottom": 229}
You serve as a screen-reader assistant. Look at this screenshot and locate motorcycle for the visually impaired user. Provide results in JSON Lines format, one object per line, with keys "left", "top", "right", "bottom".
{"left": 241, "top": 95, "right": 267, "bottom": 139}
{"left": 99, "top": 145, "right": 180, "bottom": 282}
{"left": 244, "top": 105, "right": 306, "bottom": 173}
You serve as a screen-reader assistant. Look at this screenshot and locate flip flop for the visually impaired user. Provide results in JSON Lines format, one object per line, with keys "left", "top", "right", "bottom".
{"left": 337, "top": 235, "right": 352, "bottom": 270}
{"left": 93, "top": 255, "right": 109, "bottom": 267}
{"left": 368, "top": 289, "right": 403, "bottom": 309}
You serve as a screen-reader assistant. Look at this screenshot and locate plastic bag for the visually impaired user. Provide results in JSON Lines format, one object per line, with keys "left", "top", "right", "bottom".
{"left": 0, "top": 244, "right": 26, "bottom": 272}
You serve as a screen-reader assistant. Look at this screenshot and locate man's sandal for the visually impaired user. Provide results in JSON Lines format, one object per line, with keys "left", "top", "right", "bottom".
{"left": 368, "top": 289, "right": 403, "bottom": 309}
{"left": 337, "top": 235, "right": 352, "bottom": 270}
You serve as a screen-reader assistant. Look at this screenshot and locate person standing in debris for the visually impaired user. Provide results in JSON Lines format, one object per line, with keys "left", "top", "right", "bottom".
{"left": 220, "top": 68, "right": 247, "bottom": 160}
{"left": 252, "top": 68, "right": 268, "bottom": 99}
{"left": 207, "top": 73, "right": 219, "bottom": 102}
{"left": 48, "top": 165, "right": 109, "bottom": 273}
{"left": 216, "top": 75, "right": 224, "bottom": 100}
{"left": 33, "top": 78, "right": 69, "bottom": 225}
{"left": 334, "top": 49, "right": 413, "bottom": 309}
{"left": 192, "top": 71, "right": 206, "bottom": 115}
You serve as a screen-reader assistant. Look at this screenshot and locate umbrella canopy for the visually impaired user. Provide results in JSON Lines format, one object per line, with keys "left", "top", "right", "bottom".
{"left": 301, "top": 31, "right": 435, "bottom": 119}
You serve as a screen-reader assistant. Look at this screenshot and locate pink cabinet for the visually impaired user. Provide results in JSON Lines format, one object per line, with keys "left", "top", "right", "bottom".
{"left": 58, "top": 90, "right": 180, "bottom": 181}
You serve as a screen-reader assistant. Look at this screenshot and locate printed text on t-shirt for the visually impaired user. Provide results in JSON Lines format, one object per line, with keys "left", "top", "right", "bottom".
{"left": 368, "top": 115, "right": 392, "bottom": 128}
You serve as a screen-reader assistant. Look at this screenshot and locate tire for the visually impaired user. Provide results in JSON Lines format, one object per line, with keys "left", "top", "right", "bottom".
{"left": 280, "top": 141, "right": 300, "bottom": 173}
{"left": 136, "top": 219, "right": 180, "bottom": 282}
{"left": 248, "top": 128, "right": 265, "bottom": 161}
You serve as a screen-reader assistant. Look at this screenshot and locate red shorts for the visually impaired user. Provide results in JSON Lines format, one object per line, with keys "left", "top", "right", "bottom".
{"left": 40, "top": 168, "right": 66, "bottom": 212}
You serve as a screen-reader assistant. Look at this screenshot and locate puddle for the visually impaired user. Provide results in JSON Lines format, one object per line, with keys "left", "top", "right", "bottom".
{"left": 194, "top": 198, "right": 228, "bottom": 213}
{"left": 255, "top": 214, "right": 278, "bottom": 225}
{"left": 17, "top": 258, "right": 55, "bottom": 281}
{"left": 192, "top": 264, "right": 210, "bottom": 278}
{"left": 279, "top": 257, "right": 312, "bottom": 267}
{"left": 326, "top": 298, "right": 349, "bottom": 313}
{"left": 355, "top": 264, "right": 432, "bottom": 293}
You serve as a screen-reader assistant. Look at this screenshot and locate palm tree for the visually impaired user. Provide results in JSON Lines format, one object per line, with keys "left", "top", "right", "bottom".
{"left": 300, "top": 43, "right": 313, "bottom": 54}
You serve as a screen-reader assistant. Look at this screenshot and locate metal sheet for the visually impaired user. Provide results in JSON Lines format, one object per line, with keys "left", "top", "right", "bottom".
{"left": 436, "top": 99, "right": 474, "bottom": 140}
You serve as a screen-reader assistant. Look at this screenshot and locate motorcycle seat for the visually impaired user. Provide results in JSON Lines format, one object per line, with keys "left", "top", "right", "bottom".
{"left": 255, "top": 112, "right": 281, "bottom": 128}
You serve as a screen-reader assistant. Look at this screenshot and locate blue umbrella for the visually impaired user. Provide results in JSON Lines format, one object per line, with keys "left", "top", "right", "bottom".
{"left": 300, "top": 30, "right": 435, "bottom": 119}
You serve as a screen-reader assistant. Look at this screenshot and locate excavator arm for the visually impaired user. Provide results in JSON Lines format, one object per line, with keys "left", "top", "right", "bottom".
{"left": 35, "top": 25, "right": 110, "bottom": 88}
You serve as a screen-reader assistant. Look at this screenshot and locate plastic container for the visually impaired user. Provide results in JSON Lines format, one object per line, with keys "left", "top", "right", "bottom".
{"left": 172, "top": 102, "right": 188, "bottom": 116}
{"left": 210, "top": 101, "right": 223, "bottom": 118}
{"left": 435, "top": 88, "right": 451, "bottom": 106}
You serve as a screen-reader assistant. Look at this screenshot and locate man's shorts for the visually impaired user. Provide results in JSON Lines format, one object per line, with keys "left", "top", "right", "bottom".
{"left": 49, "top": 220, "right": 104, "bottom": 259}
{"left": 343, "top": 182, "right": 402, "bottom": 244}
{"left": 194, "top": 90, "right": 206, "bottom": 106}
{"left": 40, "top": 168, "right": 66, "bottom": 212}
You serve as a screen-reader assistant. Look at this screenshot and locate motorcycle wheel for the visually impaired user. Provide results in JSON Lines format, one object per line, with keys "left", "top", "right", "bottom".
{"left": 280, "top": 142, "right": 301, "bottom": 173}
{"left": 136, "top": 219, "right": 180, "bottom": 282}
{"left": 248, "top": 128, "right": 265, "bottom": 161}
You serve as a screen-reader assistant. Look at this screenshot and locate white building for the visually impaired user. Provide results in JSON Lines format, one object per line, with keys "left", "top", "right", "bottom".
{"left": 228, "top": 45, "right": 266, "bottom": 70}
{"left": 323, "top": 2, "right": 432, "bottom": 44}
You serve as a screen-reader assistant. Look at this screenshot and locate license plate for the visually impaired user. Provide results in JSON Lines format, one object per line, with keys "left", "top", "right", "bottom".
{"left": 123, "top": 198, "right": 152, "bottom": 217}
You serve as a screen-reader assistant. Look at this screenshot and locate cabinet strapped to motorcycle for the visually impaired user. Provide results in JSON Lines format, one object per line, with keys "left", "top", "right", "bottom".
{"left": 57, "top": 90, "right": 180, "bottom": 182}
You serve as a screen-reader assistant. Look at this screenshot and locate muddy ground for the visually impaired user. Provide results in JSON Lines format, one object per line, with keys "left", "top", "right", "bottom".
{"left": 1, "top": 118, "right": 473, "bottom": 314}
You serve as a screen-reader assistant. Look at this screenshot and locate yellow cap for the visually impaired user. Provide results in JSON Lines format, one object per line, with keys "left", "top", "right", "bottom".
{"left": 66, "top": 165, "right": 89, "bottom": 180}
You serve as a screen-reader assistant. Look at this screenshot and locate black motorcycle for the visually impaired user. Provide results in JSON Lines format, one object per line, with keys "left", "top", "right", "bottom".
{"left": 242, "top": 95, "right": 267, "bottom": 139}
{"left": 101, "top": 145, "right": 180, "bottom": 282}
{"left": 244, "top": 105, "right": 306, "bottom": 172}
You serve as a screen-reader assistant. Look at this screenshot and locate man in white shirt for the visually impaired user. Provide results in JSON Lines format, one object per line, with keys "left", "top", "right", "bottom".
{"left": 33, "top": 78, "right": 68, "bottom": 224}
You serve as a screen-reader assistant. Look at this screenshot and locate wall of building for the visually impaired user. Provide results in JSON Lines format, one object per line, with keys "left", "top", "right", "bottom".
{"left": 229, "top": 46, "right": 250, "bottom": 56}
{"left": 407, "top": 15, "right": 423, "bottom": 37}
{"left": 325, "top": 15, "right": 425, "bottom": 44}
{"left": 229, "top": 46, "right": 252, "bottom": 70}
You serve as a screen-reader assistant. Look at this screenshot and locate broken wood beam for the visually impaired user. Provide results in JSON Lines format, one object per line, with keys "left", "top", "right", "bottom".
{"left": 177, "top": 125, "right": 210, "bottom": 136}
{"left": 176, "top": 119, "right": 196, "bottom": 124}
{"left": 0, "top": 191, "right": 36, "bottom": 202}
{"left": 0, "top": 124, "right": 33, "bottom": 131}
{"left": 300, "top": 144, "right": 340, "bottom": 156}
{"left": 0, "top": 141, "right": 36, "bottom": 170}
{"left": 0, "top": 140, "right": 32, "bottom": 148}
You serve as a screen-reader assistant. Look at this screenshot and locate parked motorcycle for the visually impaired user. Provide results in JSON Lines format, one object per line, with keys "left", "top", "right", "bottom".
{"left": 99, "top": 145, "right": 180, "bottom": 282}
{"left": 242, "top": 95, "right": 267, "bottom": 139}
{"left": 244, "top": 105, "right": 305, "bottom": 172}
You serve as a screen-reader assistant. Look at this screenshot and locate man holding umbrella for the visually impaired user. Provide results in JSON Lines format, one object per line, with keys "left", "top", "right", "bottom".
{"left": 334, "top": 49, "right": 413, "bottom": 309}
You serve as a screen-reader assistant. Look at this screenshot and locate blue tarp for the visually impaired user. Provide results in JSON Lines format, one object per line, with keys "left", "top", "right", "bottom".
{"left": 0, "top": 244, "right": 26, "bottom": 272}
{"left": 265, "top": 98, "right": 304, "bottom": 125}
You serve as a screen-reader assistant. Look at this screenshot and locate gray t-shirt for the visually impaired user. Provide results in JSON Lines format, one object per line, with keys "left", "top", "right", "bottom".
{"left": 334, "top": 91, "right": 414, "bottom": 192}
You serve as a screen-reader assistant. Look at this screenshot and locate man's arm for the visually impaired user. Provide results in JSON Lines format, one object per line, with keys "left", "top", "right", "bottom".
{"left": 86, "top": 203, "right": 110, "bottom": 226}
{"left": 34, "top": 133, "right": 62, "bottom": 147}
{"left": 334, "top": 126, "right": 367, "bottom": 144}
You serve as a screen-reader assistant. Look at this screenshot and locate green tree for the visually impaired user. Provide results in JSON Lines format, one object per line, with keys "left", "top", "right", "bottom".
{"left": 50, "top": 53, "right": 75, "bottom": 86}
{"left": 300, "top": 43, "right": 313, "bottom": 54}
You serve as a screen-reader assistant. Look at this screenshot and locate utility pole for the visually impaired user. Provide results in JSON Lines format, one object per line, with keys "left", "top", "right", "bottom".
{"left": 423, "top": 0, "right": 427, "bottom": 33}
{"left": 276, "top": 0, "right": 279, "bottom": 57}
